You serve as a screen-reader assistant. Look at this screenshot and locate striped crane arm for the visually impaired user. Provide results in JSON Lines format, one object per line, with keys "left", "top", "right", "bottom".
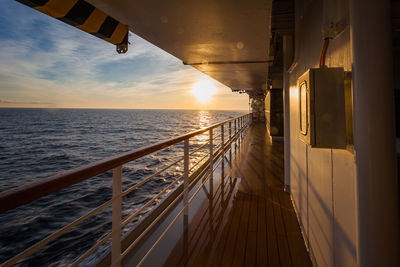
{"left": 15, "top": 0, "right": 129, "bottom": 53}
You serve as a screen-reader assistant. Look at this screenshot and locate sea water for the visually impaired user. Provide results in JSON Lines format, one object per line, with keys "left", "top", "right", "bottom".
{"left": 0, "top": 108, "right": 245, "bottom": 266}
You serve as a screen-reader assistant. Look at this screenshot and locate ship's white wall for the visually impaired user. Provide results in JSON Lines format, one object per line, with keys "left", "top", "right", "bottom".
{"left": 288, "top": 0, "right": 358, "bottom": 266}
{"left": 350, "top": 0, "right": 399, "bottom": 266}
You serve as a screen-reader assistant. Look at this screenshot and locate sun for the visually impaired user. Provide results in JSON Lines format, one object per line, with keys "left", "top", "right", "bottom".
{"left": 192, "top": 80, "right": 217, "bottom": 103}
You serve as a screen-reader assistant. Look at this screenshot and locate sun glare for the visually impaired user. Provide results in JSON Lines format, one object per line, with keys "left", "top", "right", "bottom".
{"left": 192, "top": 80, "right": 217, "bottom": 103}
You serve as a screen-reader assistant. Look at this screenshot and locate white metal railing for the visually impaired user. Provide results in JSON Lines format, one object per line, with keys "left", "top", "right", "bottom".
{"left": 0, "top": 113, "right": 252, "bottom": 267}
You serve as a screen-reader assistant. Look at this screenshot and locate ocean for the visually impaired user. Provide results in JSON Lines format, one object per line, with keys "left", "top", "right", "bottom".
{"left": 0, "top": 108, "right": 246, "bottom": 266}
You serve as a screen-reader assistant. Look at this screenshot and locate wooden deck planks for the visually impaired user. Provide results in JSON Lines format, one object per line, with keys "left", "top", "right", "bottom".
{"left": 220, "top": 193, "right": 244, "bottom": 266}
{"left": 232, "top": 193, "right": 251, "bottom": 267}
{"left": 163, "top": 123, "right": 311, "bottom": 267}
{"left": 271, "top": 187, "right": 293, "bottom": 267}
{"left": 256, "top": 195, "right": 268, "bottom": 266}
{"left": 278, "top": 190, "right": 313, "bottom": 267}
{"left": 266, "top": 185, "right": 281, "bottom": 267}
{"left": 244, "top": 194, "right": 258, "bottom": 266}
{"left": 209, "top": 179, "right": 238, "bottom": 266}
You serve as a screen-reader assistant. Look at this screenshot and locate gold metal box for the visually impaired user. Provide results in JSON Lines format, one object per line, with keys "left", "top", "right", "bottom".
{"left": 298, "top": 67, "right": 347, "bottom": 148}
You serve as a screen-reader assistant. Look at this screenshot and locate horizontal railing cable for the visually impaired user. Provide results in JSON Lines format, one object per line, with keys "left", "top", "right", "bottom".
{"left": 1, "top": 195, "right": 117, "bottom": 267}
{"left": 121, "top": 175, "right": 183, "bottom": 228}
{"left": 189, "top": 154, "right": 209, "bottom": 173}
{"left": 121, "top": 156, "right": 184, "bottom": 197}
{"left": 189, "top": 141, "right": 209, "bottom": 156}
{"left": 71, "top": 232, "right": 112, "bottom": 267}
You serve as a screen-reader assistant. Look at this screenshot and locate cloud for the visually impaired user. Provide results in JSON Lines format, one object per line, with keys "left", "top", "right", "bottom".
{"left": 0, "top": 2, "right": 176, "bottom": 84}
{"left": 0, "top": 1, "right": 248, "bottom": 110}
{"left": 0, "top": 99, "right": 53, "bottom": 105}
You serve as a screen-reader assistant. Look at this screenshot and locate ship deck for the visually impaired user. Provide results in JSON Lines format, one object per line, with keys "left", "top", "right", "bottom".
{"left": 163, "top": 122, "right": 312, "bottom": 267}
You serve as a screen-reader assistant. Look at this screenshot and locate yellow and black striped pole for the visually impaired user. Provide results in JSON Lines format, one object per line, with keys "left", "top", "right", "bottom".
{"left": 16, "top": 0, "right": 129, "bottom": 53}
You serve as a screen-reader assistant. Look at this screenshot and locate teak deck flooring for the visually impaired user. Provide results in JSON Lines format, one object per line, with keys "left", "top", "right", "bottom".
{"left": 165, "top": 123, "right": 312, "bottom": 267}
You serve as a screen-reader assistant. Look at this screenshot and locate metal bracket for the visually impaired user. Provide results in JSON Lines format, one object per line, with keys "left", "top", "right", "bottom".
{"left": 116, "top": 43, "right": 128, "bottom": 54}
{"left": 116, "top": 34, "right": 129, "bottom": 54}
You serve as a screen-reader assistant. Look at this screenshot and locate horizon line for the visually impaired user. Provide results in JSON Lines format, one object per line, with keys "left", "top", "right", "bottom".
{"left": 0, "top": 106, "right": 249, "bottom": 111}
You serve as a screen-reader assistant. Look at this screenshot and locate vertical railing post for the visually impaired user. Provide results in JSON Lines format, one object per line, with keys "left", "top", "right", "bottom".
{"left": 112, "top": 165, "right": 122, "bottom": 267}
{"left": 249, "top": 113, "right": 251, "bottom": 126}
{"left": 221, "top": 124, "right": 225, "bottom": 204}
{"left": 240, "top": 117, "right": 242, "bottom": 139}
{"left": 208, "top": 128, "right": 214, "bottom": 242}
{"left": 183, "top": 138, "right": 189, "bottom": 263}
{"left": 242, "top": 116, "right": 244, "bottom": 139}
{"left": 229, "top": 121, "right": 232, "bottom": 140}
{"left": 238, "top": 118, "right": 241, "bottom": 147}
{"left": 209, "top": 128, "right": 213, "bottom": 181}
{"left": 243, "top": 116, "right": 245, "bottom": 134}
{"left": 229, "top": 121, "right": 232, "bottom": 163}
{"left": 241, "top": 117, "right": 243, "bottom": 141}
{"left": 221, "top": 124, "right": 224, "bottom": 154}
{"left": 234, "top": 119, "right": 237, "bottom": 154}
{"left": 183, "top": 139, "right": 189, "bottom": 219}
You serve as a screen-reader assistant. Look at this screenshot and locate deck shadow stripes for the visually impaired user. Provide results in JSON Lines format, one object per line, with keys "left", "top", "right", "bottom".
{"left": 163, "top": 123, "right": 312, "bottom": 267}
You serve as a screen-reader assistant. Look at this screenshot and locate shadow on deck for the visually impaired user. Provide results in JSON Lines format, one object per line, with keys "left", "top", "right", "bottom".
{"left": 165, "top": 122, "right": 312, "bottom": 267}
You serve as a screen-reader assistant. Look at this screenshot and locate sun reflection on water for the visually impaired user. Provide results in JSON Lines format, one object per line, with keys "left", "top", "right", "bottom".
{"left": 194, "top": 110, "right": 211, "bottom": 144}
{"left": 187, "top": 110, "right": 214, "bottom": 172}
{"left": 198, "top": 110, "right": 211, "bottom": 128}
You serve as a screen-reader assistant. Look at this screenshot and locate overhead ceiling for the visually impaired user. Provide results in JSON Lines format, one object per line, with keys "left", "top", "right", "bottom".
{"left": 88, "top": 0, "right": 273, "bottom": 92}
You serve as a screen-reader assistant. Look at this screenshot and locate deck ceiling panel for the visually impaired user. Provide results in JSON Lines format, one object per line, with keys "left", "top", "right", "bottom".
{"left": 87, "top": 0, "right": 272, "bottom": 91}
{"left": 195, "top": 63, "right": 270, "bottom": 91}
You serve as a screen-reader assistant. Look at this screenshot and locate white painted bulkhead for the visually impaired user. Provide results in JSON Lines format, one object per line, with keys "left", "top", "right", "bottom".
{"left": 285, "top": 0, "right": 398, "bottom": 266}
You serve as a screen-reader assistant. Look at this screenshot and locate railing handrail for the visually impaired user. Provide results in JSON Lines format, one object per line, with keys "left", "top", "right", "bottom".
{"left": 0, "top": 114, "right": 249, "bottom": 214}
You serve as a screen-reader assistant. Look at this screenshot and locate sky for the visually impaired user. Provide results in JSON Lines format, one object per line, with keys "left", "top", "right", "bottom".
{"left": 0, "top": 1, "right": 249, "bottom": 110}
